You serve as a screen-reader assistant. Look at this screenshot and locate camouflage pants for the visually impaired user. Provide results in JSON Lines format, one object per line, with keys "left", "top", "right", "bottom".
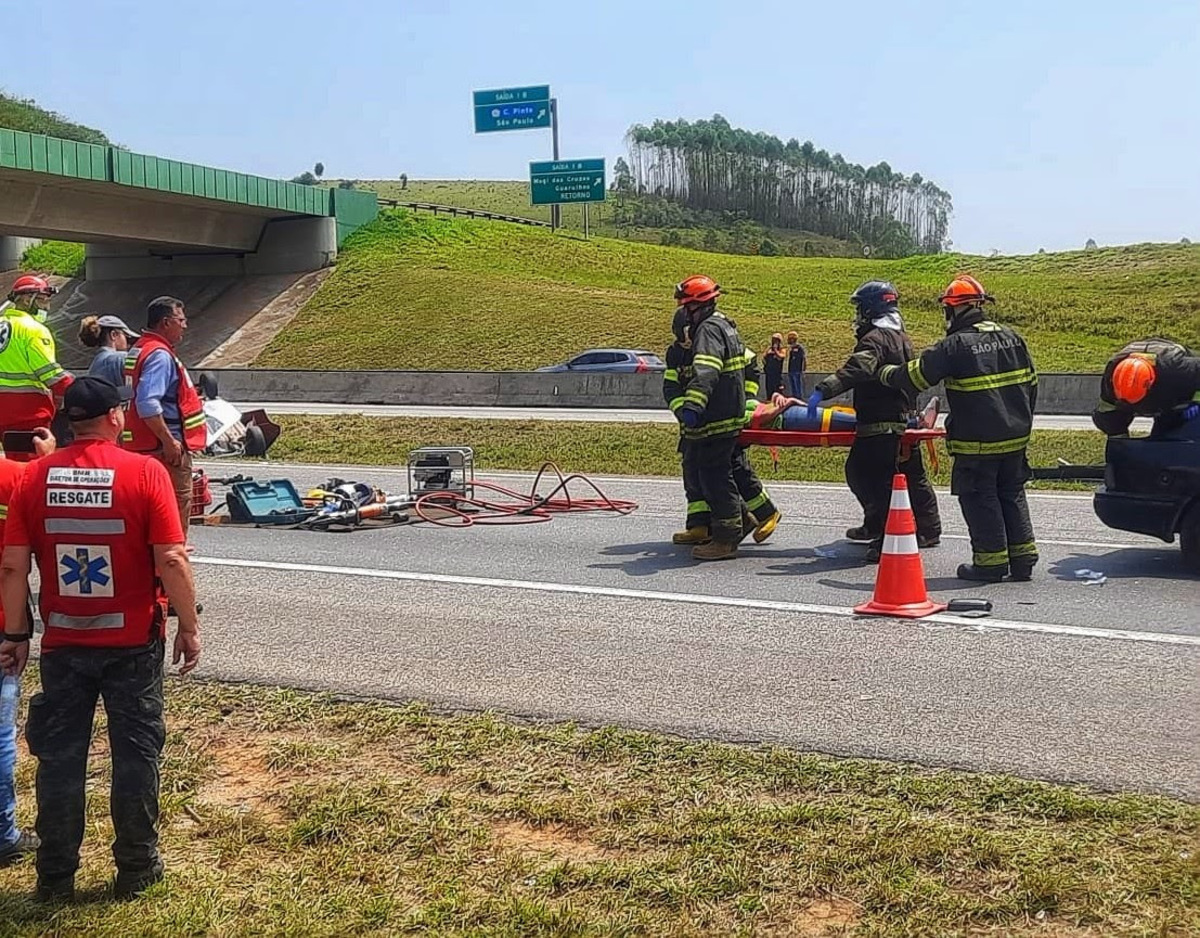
{"left": 25, "top": 640, "right": 166, "bottom": 884}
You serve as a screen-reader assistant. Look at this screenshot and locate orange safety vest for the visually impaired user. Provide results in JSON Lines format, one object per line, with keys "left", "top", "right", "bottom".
{"left": 122, "top": 334, "right": 207, "bottom": 452}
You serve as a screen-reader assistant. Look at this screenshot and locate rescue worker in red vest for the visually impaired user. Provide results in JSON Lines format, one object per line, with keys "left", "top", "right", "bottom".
{"left": 0, "top": 276, "right": 73, "bottom": 452}
{"left": 1093, "top": 339, "right": 1200, "bottom": 439}
{"left": 674, "top": 275, "right": 752, "bottom": 561}
{"left": 123, "top": 296, "right": 206, "bottom": 532}
{"left": 0, "top": 427, "right": 55, "bottom": 869}
{"left": 0, "top": 375, "right": 201, "bottom": 902}
{"left": 879, "top": 276, "right": 1038, "bottom": 582}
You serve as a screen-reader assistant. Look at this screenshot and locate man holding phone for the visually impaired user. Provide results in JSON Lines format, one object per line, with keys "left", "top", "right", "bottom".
{"left": 0, "top": 376, "right": 200, "bottom": 901}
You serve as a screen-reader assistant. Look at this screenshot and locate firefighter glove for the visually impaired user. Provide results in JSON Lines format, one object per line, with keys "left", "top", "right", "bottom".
{"left": 806, "top": 391, "right": 823, "bottom": 418}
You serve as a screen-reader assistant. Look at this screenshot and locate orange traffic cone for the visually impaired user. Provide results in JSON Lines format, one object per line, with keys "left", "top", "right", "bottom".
{"left": 854, "top": 473, "right": 947, "bottom": 619}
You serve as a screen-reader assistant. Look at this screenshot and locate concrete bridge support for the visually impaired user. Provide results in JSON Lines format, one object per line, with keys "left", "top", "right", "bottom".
{"left": 0, "top": 236, "right": 40, "bottom": 271}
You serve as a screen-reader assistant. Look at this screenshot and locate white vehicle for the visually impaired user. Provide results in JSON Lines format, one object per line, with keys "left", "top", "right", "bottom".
{"left": 197, "top": 373, "right": 279, "bottom": 458}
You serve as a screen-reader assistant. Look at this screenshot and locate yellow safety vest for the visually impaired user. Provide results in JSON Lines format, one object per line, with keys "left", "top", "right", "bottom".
{"left": 0, "top": 302, "right": 68, "bottom": 396}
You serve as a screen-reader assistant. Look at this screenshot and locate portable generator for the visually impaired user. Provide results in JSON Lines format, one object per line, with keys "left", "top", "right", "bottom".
{"left": 407, "top": 446, "right": 475, "bottom": 501}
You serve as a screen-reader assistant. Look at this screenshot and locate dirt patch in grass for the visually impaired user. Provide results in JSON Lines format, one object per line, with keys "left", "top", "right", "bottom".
{"left": 490, "top": 818, "right": 616, "bottom": 863}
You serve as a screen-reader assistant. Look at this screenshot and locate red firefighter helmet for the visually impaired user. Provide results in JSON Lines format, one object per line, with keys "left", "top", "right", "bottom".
{"left": 674, "top": 275, "right": 721, "bottom": 306}
{"left": 9, "top": 274, "right": 57, "bottom": 298}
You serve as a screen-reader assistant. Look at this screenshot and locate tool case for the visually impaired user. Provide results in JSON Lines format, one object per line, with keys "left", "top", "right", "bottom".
{"left": 225, "top": 479, "right": 313, "bottom": 525}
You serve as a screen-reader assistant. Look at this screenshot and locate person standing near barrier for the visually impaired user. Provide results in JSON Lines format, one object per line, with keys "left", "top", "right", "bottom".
{"left": 763, "top": 333, "right": 786, "bottom": 397}
{"left": 0, "top": 375, "right": 201, "bottom": 901}
{"left": 879, "top": 276, "right": 1038, "bottom": 582}
{"left": 785, "top": 330, "right": 806, "bottom": 398}
{"left": 0, "top": 276, "right": 74, "bottom": 453}
{"left": 809, "top": 281, "right": 941, "bottom": 562}
{"left": 123, "top": 297, "right": 206, "bottom": 532}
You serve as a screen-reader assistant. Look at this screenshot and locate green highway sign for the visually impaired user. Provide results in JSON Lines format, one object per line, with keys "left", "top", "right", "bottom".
{"left": 529, "top": 158, "right": 606, "bottom": 205}
{"left": 473, "top": 85, "right": 552, "bottom": 133}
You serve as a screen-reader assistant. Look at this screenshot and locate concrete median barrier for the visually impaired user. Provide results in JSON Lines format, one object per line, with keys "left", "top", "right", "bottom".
{"left": 198, "top": 368, "right": 1101, "bottom": 416}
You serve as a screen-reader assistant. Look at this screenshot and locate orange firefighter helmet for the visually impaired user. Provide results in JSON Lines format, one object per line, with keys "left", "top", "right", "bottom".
{"left": 674, "top": 275, "right": 721, "bottom": 306}
{"left": 1111, "top": 355, "right": 1156, "bottom": 405}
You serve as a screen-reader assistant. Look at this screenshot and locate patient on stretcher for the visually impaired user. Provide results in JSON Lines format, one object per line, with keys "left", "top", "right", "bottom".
{"left": 749, "top": 393, "right": 939, "bottom": 433}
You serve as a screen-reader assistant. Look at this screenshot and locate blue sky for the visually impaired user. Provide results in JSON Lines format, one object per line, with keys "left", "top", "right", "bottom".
{"left": 8, "top": 0, "right": 1198, "bottom": 254}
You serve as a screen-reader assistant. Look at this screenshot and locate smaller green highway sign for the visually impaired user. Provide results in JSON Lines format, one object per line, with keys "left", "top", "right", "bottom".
{"left": 529, "top": 158, "right": 606, "bottom": 206}
{"left": 473, "top": 86, "right": 552, "bottom": 133}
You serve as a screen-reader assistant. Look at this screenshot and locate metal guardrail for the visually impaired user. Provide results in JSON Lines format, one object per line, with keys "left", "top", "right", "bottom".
{"left": 376, "top": 199, "right": 551, "bottom": 228}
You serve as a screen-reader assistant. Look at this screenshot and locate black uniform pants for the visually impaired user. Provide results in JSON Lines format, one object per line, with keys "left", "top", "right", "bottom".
{"left": 680, "top": 441, "right": 776, "bottom": 529}
{"left": 845, "top": 432, "right": 941, "bottom": 542}
{"left": 691, "top": 435, "right": 743, "bottom": 543}
{"left": 25, "top": 640, "right": 166, "bottom": 884}
{"left": 951, "top": 451, "right": 1038, "bottom": 572}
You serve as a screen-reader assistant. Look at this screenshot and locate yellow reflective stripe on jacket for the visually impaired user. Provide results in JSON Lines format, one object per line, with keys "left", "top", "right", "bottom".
{"left": 684, "top": 389, "right": 708, "bottom": 405}
{"left": 693, "top": 354, "right": 723, "bottom": 372}
{"left": 945, "top": 367, "right": 1036, "bottom": 393}
{"left": 684, "top": 415, "right": 746, "bottom": 438}
{"left": 663, "top": 369, "right": 679, "bottom": 383}
{"left": 906, "top": 359, "right": 932, "bottom": 391}
{"left": 668, "top": 396, "right": 687, "bottom": 413}
{"left": 0, "top": 504, "right": 8, "bottom": 521}
{"left": 947, "top": 435, "right": 1030, "bottom": 456}
{"left": 721, "top": 352, "right": 751, "bottom": 373}
{"left": 183, "top": 412, "right": 207, "bottom": 430}
{"left": 744, "top": 380, "right": 759, "bottom": 397}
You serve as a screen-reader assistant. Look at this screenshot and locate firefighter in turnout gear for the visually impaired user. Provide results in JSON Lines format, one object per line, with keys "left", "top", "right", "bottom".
{"left": 879, "top": 276, "right": 1038, "bottom": 582}
{"left": 673, "top": 275, "right": 752, "bottom": 560}
{"left": 0, "top": 276, "right": 74, "bottom": 452}
{"left": 663, "top": 307, "right": 780, "bottom": 547}
{"left": 1093, "top": 339, "right": 1200, "bottom": 439}
{"left": 810, "top": 281, "right": 941, "bottom": 562}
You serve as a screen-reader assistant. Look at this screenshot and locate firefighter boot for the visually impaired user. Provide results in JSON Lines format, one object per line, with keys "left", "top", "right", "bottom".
{"left": 845, "top": 525, "right": 877, "bottom": 543}
{"left": 693, "top": 539, "right": 739, "bottom": 561}
{"left": 753, "top": 510, "right": 782, "bottom": 544}
{"left": 672, "top": 526, "right": 711, "bottom": 545}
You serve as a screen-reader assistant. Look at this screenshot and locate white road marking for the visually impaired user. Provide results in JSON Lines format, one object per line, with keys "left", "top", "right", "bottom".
{"left": 193, "top": 556, "right": 1200, "bottom": 648}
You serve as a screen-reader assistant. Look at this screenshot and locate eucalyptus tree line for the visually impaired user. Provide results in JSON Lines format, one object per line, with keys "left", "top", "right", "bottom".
{"left": 622, "top": 115, "right": 952, "bottom": 254}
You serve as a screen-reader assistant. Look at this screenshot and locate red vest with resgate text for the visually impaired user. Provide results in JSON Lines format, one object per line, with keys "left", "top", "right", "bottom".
{"left": 12, "top": 441, "right": 168, "bottom": 650}
{"left": 122, "top": 334, "right": 207, "bottom": 452}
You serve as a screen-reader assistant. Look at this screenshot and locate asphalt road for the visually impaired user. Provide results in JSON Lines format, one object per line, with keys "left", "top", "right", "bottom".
{"left": 187, "top": 459, "right": 1200, "bottom": 800}
{"left": 233, "top": 401, "right": 1148, "bottom": 432}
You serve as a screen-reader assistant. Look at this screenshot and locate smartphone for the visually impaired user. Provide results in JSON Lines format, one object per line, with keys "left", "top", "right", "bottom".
{"left": 2, "top": 431, "right": 38, "bottom": 455}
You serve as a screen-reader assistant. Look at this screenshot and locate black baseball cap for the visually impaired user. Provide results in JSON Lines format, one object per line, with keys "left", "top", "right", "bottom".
{"left": 64, "top": 375, "right": 133, "bottom": 421}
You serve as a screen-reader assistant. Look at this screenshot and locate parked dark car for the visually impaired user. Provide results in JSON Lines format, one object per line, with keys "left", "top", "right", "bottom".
{"left": 536, "top": 349, "right": 666, "bottom": 373}
{"left": 1093, "top": 433, "right": 1200, "bottom": 572}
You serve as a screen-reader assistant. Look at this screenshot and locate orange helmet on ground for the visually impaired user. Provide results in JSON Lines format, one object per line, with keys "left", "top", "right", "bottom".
{"left": 674, "top": 275, "right": 721, "bottom": 306}
{"left": 939, "top": 275, "right": 992, "bottom": 307}
{"left": 1111, "top": 355, "right": 1156, "bottom": 404}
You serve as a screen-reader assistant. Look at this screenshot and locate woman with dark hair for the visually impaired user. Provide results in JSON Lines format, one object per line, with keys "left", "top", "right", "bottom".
{"left": 78, "top": 315, "right": 139, "bottom": 387}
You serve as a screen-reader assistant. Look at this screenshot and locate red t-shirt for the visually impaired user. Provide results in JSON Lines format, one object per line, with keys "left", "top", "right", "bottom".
{"left": 0, "top": 457, "right": 27, "bottom": 631}
{"left": 5, "top": 439, "right": 185, "bottom": 650}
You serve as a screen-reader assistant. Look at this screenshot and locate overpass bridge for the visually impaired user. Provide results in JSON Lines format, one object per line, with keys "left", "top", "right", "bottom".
{"left": 0, "top": 128, "right": 378, "bottom": 279}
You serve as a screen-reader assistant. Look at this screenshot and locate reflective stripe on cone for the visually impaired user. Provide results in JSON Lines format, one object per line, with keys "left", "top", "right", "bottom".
{"left": 854, "top": 473, "right": 947, "bottom": 619}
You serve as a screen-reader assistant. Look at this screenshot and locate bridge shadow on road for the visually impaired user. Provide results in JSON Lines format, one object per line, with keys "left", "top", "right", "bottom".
{"left": 1049, "top": 548, "right": 1198, "bottom": 582}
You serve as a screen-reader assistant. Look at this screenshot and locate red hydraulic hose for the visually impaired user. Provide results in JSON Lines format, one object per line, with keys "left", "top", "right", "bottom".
{"left": 413, "top": 462, "right": 638, "bottom": 527}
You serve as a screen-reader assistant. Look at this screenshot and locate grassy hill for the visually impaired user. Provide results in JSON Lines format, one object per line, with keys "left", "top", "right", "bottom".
{"left": 369, "top": 179, "right": 858, "bottom": 258}
{"left": 255, "top": 210, "right": 1200, "bottom": 373}
{"left": 0, "top": 91, "right": 108, "bottom": 144}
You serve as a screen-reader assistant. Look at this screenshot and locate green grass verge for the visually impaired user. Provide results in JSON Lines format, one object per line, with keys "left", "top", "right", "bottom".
{"left": 372, "top": 179, "right": 858, "bottom": 256}
{"left": 19, "top": 240, "right": 84, "bottom": 278}
{"left": 0, "top": 92, "right": 109, "bottom": 145}
{"left": 270, "top": 415, "right": 1104, "bottom": 490}
{"left": 254, "top": 210, "right": 1200, "bottom": 374}
{"left": 1, "top": 674, "right": 1195, "bottom": 935}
